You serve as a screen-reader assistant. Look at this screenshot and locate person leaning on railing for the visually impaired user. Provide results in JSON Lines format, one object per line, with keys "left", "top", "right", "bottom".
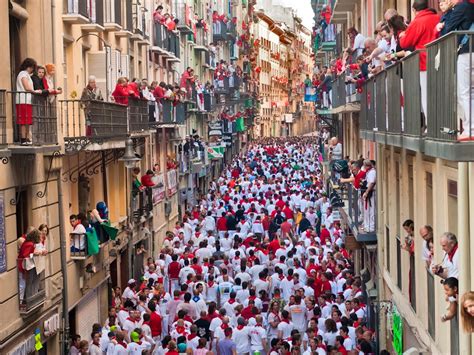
{"left": 81, "top": 75, "right": 104, "bottom": 101}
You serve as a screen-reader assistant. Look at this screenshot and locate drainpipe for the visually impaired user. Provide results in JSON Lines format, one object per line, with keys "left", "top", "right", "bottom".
{"left": 57, "top": 169, "right": 70, "bottom": 355}
{"left": 458, "top": 162, "right": 470, "bottom": 355}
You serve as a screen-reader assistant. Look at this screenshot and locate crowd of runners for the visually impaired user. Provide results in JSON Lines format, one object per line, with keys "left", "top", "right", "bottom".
{"left": 70, "top": 137, "right": 376, "bottom": 355}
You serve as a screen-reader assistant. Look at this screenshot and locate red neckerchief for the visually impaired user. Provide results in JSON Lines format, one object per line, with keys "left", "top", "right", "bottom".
{"left": 188, "top": 334, "right": 197, "bottom": 340}
{"left": 126, "top": 317, "right": 135, "bottom": 323}
{"left": 228, "top": 298, "right": 236, "bottom": 304}
{"left": 255, "top": 323, "right": 262, "bottom": 327}
{"left": 176, "top": 325, "right": 186, "bottom": 334}
{"left": 448, "top": 244, "right": 458, "bottom": 262}
{"left": 286, "top": 276, "right": 292, "bottom": 281}
{"left": 248, "top": 295, "right": 256, "bottom": 301}
{"left": 220, "top": 323, "right": 229, "bottom": 329}
{"left": 208, "top": 281, "right": 214, "bottom": 287}
{"left": 223, "top": 260, "right": 229, "bottom": 265}
{"left": 281, "top": 318, "right": 290, "bottom": 323}
{"left": 259, "top": 277, "right": 266, "bottom": 282}
{"left": 118, "top": 341, "right": 127, "bottom": 348}
{"left": 237, "top": 324, "right": 245, "bottom": 330}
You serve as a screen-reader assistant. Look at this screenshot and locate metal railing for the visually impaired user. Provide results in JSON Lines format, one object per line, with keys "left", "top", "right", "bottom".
{"left": 375, "top": 71, "right": 386, "bottom": 132}
{"left": 227, "top": 21, "right": 237, "bottom": 40}
{"left": 215, "top": 76, "right": 230, "bottom": 94}
{"left": 70, "top": 233, "right": 88, "bottom": 259}
{"left": 18, "top": 257, "right": 46, "bottom": 314}
{"left": 132, "top": 187, "right": 153, "bottom": 221}
{"left": 213, "top": 20, "right": 227, "bottom": 41}
{"left": 167, "top": 31, "right": 180, "bottom": 58}
{"left": 331, "top": 74, "right": 346, "bottom": 108}
{"left": 12, "top": 92, "right": 58, "bottom": 145}
{"left": 175, "top": 0, "right": 192, "bottom": 31}
{"left": 386, "top": 62, "right": 403, "bottom": 134}
{"left": 65, "top": 0, "right": 103, "bottom": 25}
{"left": 427, "top": 32, "right": 474, "bottom": 141}
{"left": 161, "top": 100, "right": 185, "bottom": 124}
{"left": 60, "top": 99, "right": 128, "bottom": 140}
{"left": 128, "top": 98, "right": 150, "bottom": 132}
{"left": 195, "top": 28, "right": 208, "bottom": 48}
{"left": 402, "top": 51, "right": 423, "bottom": 136}
{"left": 0, "top": 90, "right": 6, "bottom": 145}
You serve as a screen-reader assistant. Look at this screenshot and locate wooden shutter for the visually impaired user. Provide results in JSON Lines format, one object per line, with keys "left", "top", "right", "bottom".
{"left": 88, "top": 50, "right": 109, "bottom": 100}
{"left": 121, "top": 54, "right": 130, "bottom": 79}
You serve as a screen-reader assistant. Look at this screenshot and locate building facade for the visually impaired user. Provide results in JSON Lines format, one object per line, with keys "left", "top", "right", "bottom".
{"left": 311, "top": 0, "right": 474, "bottom": 354}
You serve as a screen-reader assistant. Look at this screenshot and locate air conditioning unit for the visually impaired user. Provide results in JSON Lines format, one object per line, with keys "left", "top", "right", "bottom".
{"left": 164, "top": 201, "right": 172, "bottom": 216}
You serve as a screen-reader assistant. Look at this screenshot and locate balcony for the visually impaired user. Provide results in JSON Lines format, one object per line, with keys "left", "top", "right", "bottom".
{"left": 63, "top": 0, "right": 105, "bottom": 30}
{"left": 132, "top": 187, "right": 153, "bottom": 222}
{"left": 330, "top": 72, "right": 360, "bottom": 113}
{"left": 61, "top": 98, "right": 150, "bottom": 151}
{"left": 329, "top": 182, "right": 377, "bottom": 243}
{"left": 175, "top": 1, "right": 193, "bottom": 34}
{"left": 226, "top": 21, "right": 237, "bottom": 41}
{"left": 70, "top": 233, "right": 88, "bottom": 260}
{"left": 193, "top": 28, "right": 209, "bottom": 52}
{"left": 358, "top": 32, "right": 474, "bottom": 161}
{"left": 160, "top": 100, "right": 185, "bottom": 125}
{"left": 320, "top": 24, "right": 337, "bottom": 51}
{"left": 104, "top": 0, "right": 122, "bottom": 30}
{"left": 213, "top": 20, "right": 227, "bottom": 42}
{"left": 18, "top": 257, "right": 46, "bottom": 315}
{"left": 11, "top": 92, "right": 58, "bottom": 152}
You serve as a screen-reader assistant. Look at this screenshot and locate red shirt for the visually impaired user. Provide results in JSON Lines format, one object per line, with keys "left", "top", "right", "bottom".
{"left": 149, "top": 312, "right": 162, "bottom": 337}
{"left": 168, "top": 261, "right": 181, "bottom": 279}
{"left": 217, "top": 217, "right": 228, "bottom": 231}
{"left": 399, "top": 9, "right": 440, "bottom": 71}
{"left": 268, "top": 239, "right": 280, "bottom": 254}
{"left": 18, "top": 241, "right": 35, "bottom": 273}
{"left": 112, "top": 84, "right": 129, "bottom": 105}
{"left": 153, "top": 86, "right": 165, "bottom": 100}
{"left": 353, "top": 170, "right": 366, "bottom": 189}
{"left": 282, "top": 207, "right": 293, "bottom": 220}
{"left": 276, "top": 199, "right": 285, "bottom": 210}
{"left": 320, "top": 228, "right": 330, "bottom": 245}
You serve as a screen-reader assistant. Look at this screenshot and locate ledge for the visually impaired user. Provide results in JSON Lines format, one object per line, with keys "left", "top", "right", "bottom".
{"left": 104, "top": 23, "right": 122, "bottom": 31}
{"left": 62, "top": 14, "right": 90, "bottom": 25}
{"left": 9, "top": 144, "right": 60, "bottom": 155}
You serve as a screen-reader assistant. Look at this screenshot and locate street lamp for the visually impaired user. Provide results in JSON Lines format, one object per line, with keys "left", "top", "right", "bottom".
{"left": 119, "top": 138, "right": 141, "bottom": 168}
{"left": 119, "top": 138, "right": 142, "bottom": 280}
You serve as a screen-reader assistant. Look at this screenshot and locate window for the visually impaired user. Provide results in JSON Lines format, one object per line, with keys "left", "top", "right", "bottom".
{"left": 410, "top": 253, "right": 416, "bottom": 311}
{"left": 408, "top": 165, "right": 414, "bottom": 218}
{"left": 426, "top": 172, "right": 433, "bottom": 226}
{"left": 396, "top": 236, "right": 402, "bottom": 289}
{"left": 386, "top": 225, "right": 390, "bottom": 272}
{"left": 427, "top": 270, "right": 435, "bottom": 338}
{"left": 447, "top": 180, "right": 458, "bottom": 236}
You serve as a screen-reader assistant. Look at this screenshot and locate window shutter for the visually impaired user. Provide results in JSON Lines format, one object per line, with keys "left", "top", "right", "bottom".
{"left": 88, "top": 51, "right": 107, "bottom": 99}
{"left": 121, "top": 54, "right": 130, "bottom": 79}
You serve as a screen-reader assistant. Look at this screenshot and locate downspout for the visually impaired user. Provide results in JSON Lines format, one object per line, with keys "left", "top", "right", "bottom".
{"left": 58, "top": 170, "right": 70, "bottom": 355}
{"left": 458, "top": 162, "right": 470, "bottom": 355}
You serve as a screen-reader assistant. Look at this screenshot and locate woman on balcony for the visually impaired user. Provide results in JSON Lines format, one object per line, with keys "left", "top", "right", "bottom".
{"left": 80, "top": 75, "right": 103, "bottom": 101}
{"left": 17, "top": 229, "right": 42, "bottom": 305}
{"left": 15, "top": 58, "right": 43, "bottom": 145}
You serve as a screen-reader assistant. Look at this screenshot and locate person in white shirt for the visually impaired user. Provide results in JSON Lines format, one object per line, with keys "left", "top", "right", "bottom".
{"left": 249, "top": 315, "right": 267, "bottom": 353}
{"left": 201, "top": 211, "right": 216, "bottom": 236}
{"left": 340, "top": 326, "right": 354, "bottom": 351}
{"left": 285, "top": 295, "right": 307, "bottom": 333}
{"left": 232, "top": 317, "right": 251, "bottom": 354}
{"left": 277, "top": 310, "right": 294, "bottom": 339}
{"left": 178, "top": 259, "right": 196, "bottom": 283}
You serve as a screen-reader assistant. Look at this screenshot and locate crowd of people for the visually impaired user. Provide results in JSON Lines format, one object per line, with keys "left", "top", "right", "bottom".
{"left": 69, "top": 137, "right": 377, "bottom": 354}
{"left": 309, "top": 0, "right": 474, "bottom": 140}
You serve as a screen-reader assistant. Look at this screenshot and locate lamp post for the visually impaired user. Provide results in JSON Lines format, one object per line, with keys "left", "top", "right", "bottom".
{"left": 119, "top": 139, "right": 142, "bottom": 280}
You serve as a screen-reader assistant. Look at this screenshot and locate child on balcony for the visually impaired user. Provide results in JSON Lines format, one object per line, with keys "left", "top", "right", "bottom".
{"left": 441, "top": 277, "right": 458, "bottom": 322}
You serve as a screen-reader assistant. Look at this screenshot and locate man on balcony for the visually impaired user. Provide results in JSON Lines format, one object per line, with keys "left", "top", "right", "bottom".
{"left": 70, "top": 214, "right": 86, "bottom": 252}
{"left": 362, "top": 160, "right": 376, "bottom": 233}
{"left": 399, "top": 0, "right": 440, "bottom": 128}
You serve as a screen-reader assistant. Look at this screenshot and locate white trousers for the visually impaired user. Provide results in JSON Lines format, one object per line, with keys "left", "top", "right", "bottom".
{"left": 457, "top": 53, "right": 474, "bottom": 135}
{"left": 363, "top": 194, "right": 375, "bottom": 232}
{"left": 420, "top": 71, "right": 427, "bottom": 126}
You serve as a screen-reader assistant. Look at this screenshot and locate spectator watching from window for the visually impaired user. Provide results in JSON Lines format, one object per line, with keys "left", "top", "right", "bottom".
{"left": 432, "top": 232, "right": 459, "bottom": 279}
{"left": 461, "top": 291, "right": 474, "bottom": 332}
{"left": 420, "top": 225, "right": 434, "bottom": 268}
{"left": 441, "top": 277, "right": 458, "bottom": 322}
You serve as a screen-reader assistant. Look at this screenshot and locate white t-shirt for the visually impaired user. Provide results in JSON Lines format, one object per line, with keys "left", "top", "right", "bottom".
{"left": 353, "top": 33, "right": 366, "bottom": 56}
{"left": 249, "top": 325, "right": 266, "bottom": 351}
{"left": 277, "top": 320, "right": 294, "bottom": 339}
{"left": 232, "top": 326, "right": 251, "bottom": 354}
{"left": 16, "top": 70, "right": 33, "bottom": 104}
{"left": 286, "top": 303, "right": 307, "bottom": 331}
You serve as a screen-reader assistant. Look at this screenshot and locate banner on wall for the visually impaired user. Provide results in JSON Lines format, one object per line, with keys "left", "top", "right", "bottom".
{"left": 152, "top": 174, "right": 166, "bottom": 204}
{"left": 167, "top": 170, "right": 178, "bottom": 195}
